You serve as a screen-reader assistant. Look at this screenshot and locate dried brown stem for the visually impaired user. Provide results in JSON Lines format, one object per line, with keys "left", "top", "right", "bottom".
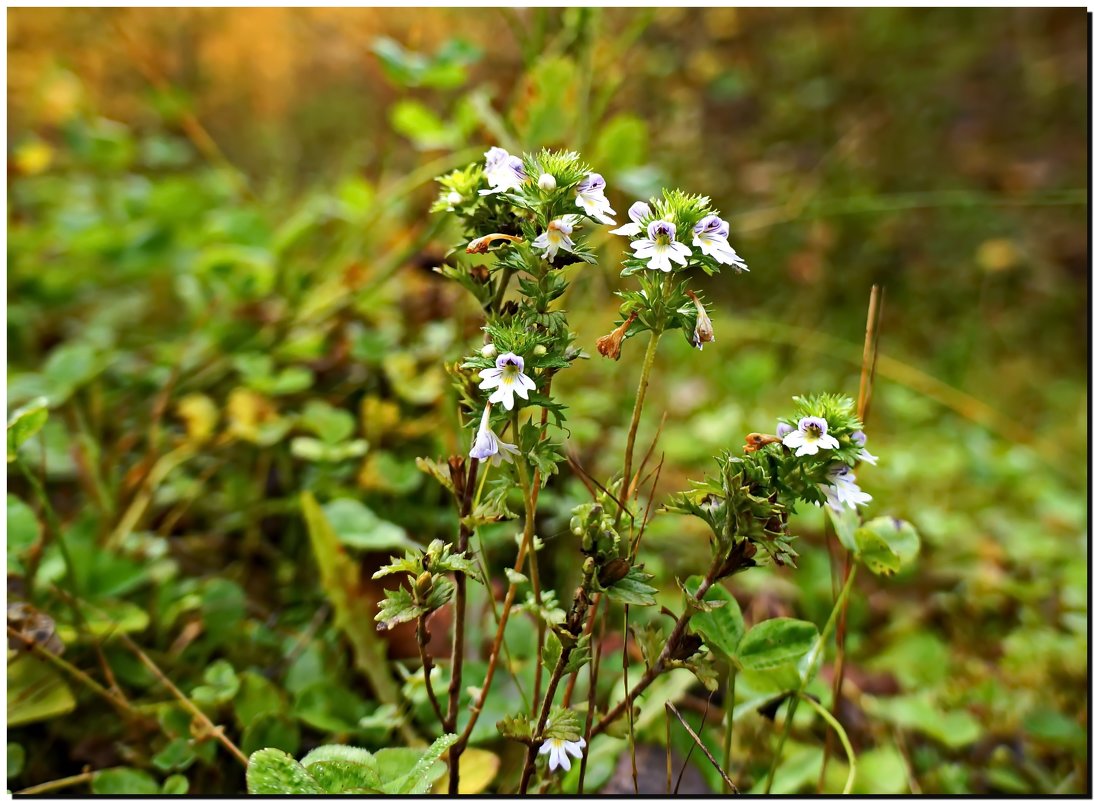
{"left": 666, "top": 701, "right": 739, "bottom": 793}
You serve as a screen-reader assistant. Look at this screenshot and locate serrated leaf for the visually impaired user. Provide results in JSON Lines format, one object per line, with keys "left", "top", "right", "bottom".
{"left": 246, "top": 748, "right": 323, "bottom": 794}
{"left": 604, "top": 566, "right": 658, "bottom": 606}
{"left": 301, "top": 746, "right": 382, "bottom": 793}
{"left": 497, "top": 713, "right": 534, "bottom": 743}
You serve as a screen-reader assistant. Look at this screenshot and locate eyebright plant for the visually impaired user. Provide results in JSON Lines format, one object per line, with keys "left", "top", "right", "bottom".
{"left": 340, "top": 146, "right": 920, "bottom": 794}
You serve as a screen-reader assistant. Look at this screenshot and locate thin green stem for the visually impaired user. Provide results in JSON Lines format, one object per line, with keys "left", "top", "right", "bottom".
{"left": 802, "top": 694, "right": 857, "bottom": 795}
{"left": 616, "top": 330, "right": 662, "bottom": 529}
{"left": 765, "top": 561, "right": 859, "bottom": 792}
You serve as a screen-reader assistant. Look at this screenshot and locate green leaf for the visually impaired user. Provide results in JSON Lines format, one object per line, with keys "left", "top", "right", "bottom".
{"left": 855, "top": 517, "right": 920, "bottom": 576}
{"left": 152, "top": 738, "right": 197, "bottom": 772}
{"left": 862, "top": 693, "right": 981, "bottom": 749}
{"left": 235, "top": 671, "right": 288, "bottom": 728}
{"left": 92, "top": 767, "right": 161, "bottom": 795}
{"left": 162, "top": 775, "right": 190, "bottom": 794}
{"left": 496, "top": 713, "right": 534, "bottom": 743}
{"left": 604, "top": 566, "right": 658, "bottom": 606}
{"left": 191, "top": 659, "right": 239, "bottom": 707}
{"left": 302, "top": 745, "right": 381, "bottom": 792}
{"left": 377, "top": 733, "right": 458, "bottom": 793}
{"left": 300, "top": 491, "right": 400, "bottom": 707}
{"left": 542, "top": 707, "right": 582, "bottom": 741}
{"left": 7, "top": 656, "right": 76, "bottom": 727}
{"left": 390, "top": 100, "right": 459, "bottom": 151}
{"left": 7, "top": 397, "right": 49, "bottom": 462}
{"left": 293, "top": 683, "right": 370, "bottom": 734}
{"left": 300, "top": 400, "right": 356, "bottom": 445}
{"left": 7, "top": 742, "right": 25, "bottom": 779}
{"left": 735, "top": 618, "right": 818, "bottom": 672}
{"left": 322, "top": 498, "right": 414, "bottom": 552}
{"left": 246, "top": 748, "right": 323, "bottom": 794}
{"left": 684, "top": 577, "right": 744, "bottom": 659}
{"left": 242, "top": 713, "right": 301, "bottom": 757}
{"left": 826, "top": 505, "right": 861, "bottom": 552}
{"left": 7, "top": 494, "right": 41, "bottom": 573}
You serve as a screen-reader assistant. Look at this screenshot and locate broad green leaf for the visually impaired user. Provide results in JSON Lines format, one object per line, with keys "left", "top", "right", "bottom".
{"left": 235, "top": 671, "right": 288, "bottom": 728}
{"left": 7, "top": 657, "right": 76, "bottom": 727}
{"left": 162, "top": 775, "right": 190, "bottom": 794}
{"left": 300, "top": 400, "right": 355, "bottom": 445}
{"left": 7, "top": 396, "right": 49, "bottom": 462}
{"left": 7, "top": 742, "right": 25, "bottom": 779}
{"left": 323, "top": 498, "right": 414, "bottom": 552}
{"left": 246, "top": 748, "right": 323, "bottom": 794}
{"left": 152, "top": 739, "right": 197, "bottom": 772}
{"left": 856, "top": 517, "right": 920, "bottom": 575}
{"left": 302, "top": 744, "right": 381, "bottom": 792}
{"left": 604, "top": 566, "right": 658, "bottom": 606}
{"left": 191, "top": 659, "right": 240, "bottom": 707}
{"left": 826, "top": 504, "right": 861, "bottom": 552}
{"left": 91, "top": 767, "right": 160, "bottom": 795}
{"left": 300, "top": 492, "right": 400, "bottom": 707}
{"left": 375, "top": 733, "right": 457, "bottom": 794}
{"left": 242, "top": 713, "right": 301, "bottom": 757}
{"left": 7, "top": 494, "right": 41, "bottom": 573}
{"left": 735, "top": 618, "right": 818, "bottom": 672}
{"left": 390, "top": 100, "right": 459, "bottom": 150}
{"left": 862, "top": 693, "right": 981, "bottom": 749}
{"left": 684, "top": 576, "right": 744, "bottom": 659}
{"left": 293, "top": 683, "right": 370, "bottom": 734}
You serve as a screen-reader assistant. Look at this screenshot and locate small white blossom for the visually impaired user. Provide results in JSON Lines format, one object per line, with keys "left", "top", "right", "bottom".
{"left": 538, "top": 735, "right": 585, "bottom": 772}
{"left": 782, "top": 416, "right": 840, "bottom": 456}
{"left": 477, "top": 352, "right": 536, "bottom": 411}
{"left": 531, "top": 215, "right": 580, "bottom": 263}
{"left": 692, "top": 214, "right": 749, "bottom": 272}
{"left": 851, "top": 431, "right": 878, "bottom": 465}
{"left": 479, "top": 147, "right": 526, "bottom": 195}
{"left": 820, "top": 465, "right": 873, "bottom": 512}
{"left": 631, "top": 220, "right": 692, "bottom": 272}
{"left": 468, "top": 404, "right": 519, "bottom": 466}
{"left": 538, "top": 173, "right": 557, "bottom": 191}
{"left": 574, "top": 173, "right": 616, "bottom": 224}
{"left": 610, "top": 201, "right": 650, "bottom": 237}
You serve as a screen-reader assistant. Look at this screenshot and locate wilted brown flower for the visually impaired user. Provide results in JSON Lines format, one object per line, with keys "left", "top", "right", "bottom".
{"left": 596, "top": 312, "right": 639, "bottom": 360}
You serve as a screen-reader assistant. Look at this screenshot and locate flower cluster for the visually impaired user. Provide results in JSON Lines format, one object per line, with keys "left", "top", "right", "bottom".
{"left": 600, "top": 189, "right": 750, "bottom": 359}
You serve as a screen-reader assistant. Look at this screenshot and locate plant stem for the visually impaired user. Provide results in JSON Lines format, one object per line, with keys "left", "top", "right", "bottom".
{"left": 14, "top": 771, "right": 97, "bottom": 795}
{"left": 802, "top": 693, "right": 857, "bottom": 795}
{"left": 722, "top": 664, "right": 737, "bottom": 793}
{"left": 517, "top": 644, "right": 574, "bottom": 793}
{"left": 445, "top": 457, "right": 478, "bottom": 791}
{"left": 591, "top": 560, "right": 719, "bottom": 737}
{"left": 615, "top": 331, "right": 662, "bottom": 529}
{"left": 417, "top": 617, "right": 445, "bottom": 724}
{"left": 764, "top": 561, "right": 859, "bottom": 793}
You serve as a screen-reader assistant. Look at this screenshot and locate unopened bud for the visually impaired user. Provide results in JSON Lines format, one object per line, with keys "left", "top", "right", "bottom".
{"left": 538, "top": 173, "right": 557, "bottom": 191}
{"left": 533, "top": 344, "right": 547, "bottom": 356}
{"left": 481, "top": 343, "right": 497, "bottom": 359}
{"left": 686, "top": 290, "right": 715, "bottom": 351}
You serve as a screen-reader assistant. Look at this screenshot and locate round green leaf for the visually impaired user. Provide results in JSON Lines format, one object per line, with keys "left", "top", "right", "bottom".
{"left": 735, "top": 617, "right": 818, "bottom": 672}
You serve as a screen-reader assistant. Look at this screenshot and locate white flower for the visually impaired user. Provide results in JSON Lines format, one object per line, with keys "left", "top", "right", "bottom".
{"left": 692, "top": 214, "right": 749, "bottom": 272}
{"left": 538, "top": 173, "right": 557, "bottom": 191}
{"left": 851, "top": 431, "right": 878, "bottom": 465}
{"left": 468, "top": 404, "right": 519, "bottom": 466}
{"left": 531, "top": 215, "right": 579, "bottom": 263}
{"left": 575, "top": 173, "right": 616, "bottom": 224}
{"left": 782, "top": 416, "right": 840, "bottom": 456}
{"left": 631, "top": 220, "right": 692, "bottom": 272}
{"left": 479, "top": 147, "right": 526, "bottom": 195}
{"left": 538, "top": 735, "right": 585, "bottom": 772}
{"left": 820, "top": 465, "right": 873, "bottom": 512}
{"left": 477, "top": 352, "right": 536, "bottom": 411}
{"left": 610, "top": 201, "right": 651, "bottom": 237}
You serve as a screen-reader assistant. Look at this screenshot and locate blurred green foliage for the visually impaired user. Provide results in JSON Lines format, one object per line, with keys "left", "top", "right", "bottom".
{"left": 7, "top": 7, "right": 1087, "bottom": 795}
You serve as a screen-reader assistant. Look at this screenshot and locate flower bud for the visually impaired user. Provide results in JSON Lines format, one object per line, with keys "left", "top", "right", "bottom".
{"left": 481, "top": 343, "right": 497, "bottom": 359}
{"left": 446, "top": 190, "right": 462, "bottom": 207}
{"left": 538, "top": 173, "right": 557, "bottom": 191}
{"left": 533, "top": 344, "right": 547, "bottom": 356}
{"left": 686, "top": 290, "right": 715, "bottom": 350}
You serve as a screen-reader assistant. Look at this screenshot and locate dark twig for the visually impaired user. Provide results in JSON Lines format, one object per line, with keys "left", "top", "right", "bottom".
{"left": 667, "top": 699, "right": 738, "bottom": 794}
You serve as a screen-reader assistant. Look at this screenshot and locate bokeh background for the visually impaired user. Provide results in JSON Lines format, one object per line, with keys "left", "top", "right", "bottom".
{"left": 7, "top": 7, "right": 1088, "bottom": 795}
